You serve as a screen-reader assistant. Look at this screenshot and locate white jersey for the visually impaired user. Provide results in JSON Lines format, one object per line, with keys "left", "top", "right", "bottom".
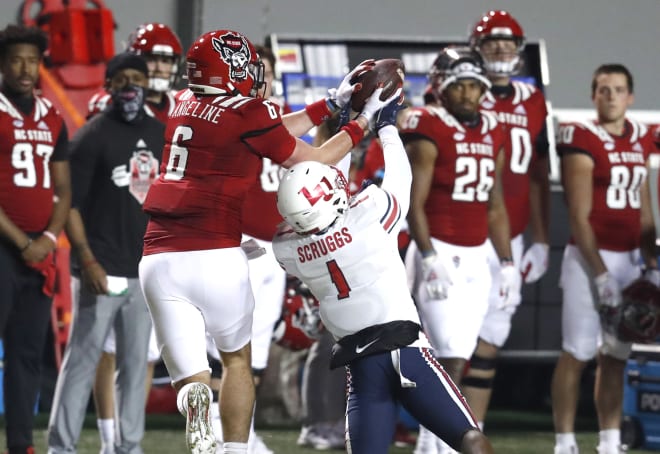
{"left": 273, "top": 126, "right": 420, "bottom": 339}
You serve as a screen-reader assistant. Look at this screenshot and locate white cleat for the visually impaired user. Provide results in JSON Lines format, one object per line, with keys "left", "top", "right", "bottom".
{"left": 185, "top": 383, "right": 217, "bottom": 454}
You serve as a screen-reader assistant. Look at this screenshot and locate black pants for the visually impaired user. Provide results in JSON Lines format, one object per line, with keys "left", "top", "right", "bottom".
{"left": 0, "top": 240, "right": 54, "bottom": 451}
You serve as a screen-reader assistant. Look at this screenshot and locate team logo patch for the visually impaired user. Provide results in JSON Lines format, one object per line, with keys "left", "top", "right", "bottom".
{"left": 128, "top": 150, "right": 159, "bottom": 204}
{"left": 453, "top": 132, "right": 465, "bottom": 141}
{"left": 605, "top": 142, "right": 615, "bottom": 151}
{"left": 211, "top": 32, "right": 252, "bottom": 83}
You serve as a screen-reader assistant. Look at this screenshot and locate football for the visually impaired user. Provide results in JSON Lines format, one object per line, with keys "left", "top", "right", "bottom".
{"left": 349, "top": 58, "right": 405, "bottom": 112}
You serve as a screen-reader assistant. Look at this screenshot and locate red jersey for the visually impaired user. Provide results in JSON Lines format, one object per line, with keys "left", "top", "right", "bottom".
{"left": 87, "top": 88, "right": 177, "bottom": 124}
{"left": 400, "top": 106, "right": 507, "bottom": 246}
{"left": 241, "top": 99, "right": 292, "bottom": 241}
{"left": 0, "top": 92, "right": 67, "bottom": 232}
{"left": 142, "top": 91, "right": 296, "bottom": 254}
{"left": 558, "top": 119, "right": 653, "bottom": 251}
{"left": 480, "top": 81, "right": 548, "bottom": 237}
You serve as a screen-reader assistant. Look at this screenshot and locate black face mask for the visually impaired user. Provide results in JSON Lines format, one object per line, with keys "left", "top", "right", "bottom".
{"left": 111, "top": 84, "right": 145, "bottom": 123}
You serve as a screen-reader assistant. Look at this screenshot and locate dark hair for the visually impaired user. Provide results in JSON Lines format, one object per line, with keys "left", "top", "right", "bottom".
{"left": 591, "top": 63, "right": 634, "bottom": 96}
{"left": 255, "top": 45, "right": 276, "bottom": 71}
{"left": 0, "top": 24, "right": 48, "bottom": 60}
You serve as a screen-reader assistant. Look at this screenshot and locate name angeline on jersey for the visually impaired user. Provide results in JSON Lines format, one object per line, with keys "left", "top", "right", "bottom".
{"left": 297, "top": 227, "right": 353, "bottom": 263}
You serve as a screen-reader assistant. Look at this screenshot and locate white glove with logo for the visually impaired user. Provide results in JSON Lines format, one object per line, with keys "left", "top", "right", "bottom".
{"left": 499, "top": 262, "right": 522, "bottom": 310}
{"left": 360, "top": 87, "right": 403, "bottom": 123}
{"left": 421, "top": 252, "right": 453, "bottom": 301}
{"left": 520, "top": 243, "right": 549, "bottom": 284}
{"left": 594, "top": 271, "right": 622, "bottom": 308}
{"left": 327, "top": 59, "right": 376, "bottom": 108}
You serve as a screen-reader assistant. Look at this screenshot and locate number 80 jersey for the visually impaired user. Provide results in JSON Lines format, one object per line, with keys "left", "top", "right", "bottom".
{"left": 557, "top": 119, "right": 653, "bottom": 251}
{"left": 399, "top": 105, "right": 507, "bottom": 246}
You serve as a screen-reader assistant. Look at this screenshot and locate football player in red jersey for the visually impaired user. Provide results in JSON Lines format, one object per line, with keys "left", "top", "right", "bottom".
{"left": 87, "top": 22, "right": 182, "bottom": 122}
{"left": 399, "top": 47, "right": 517, "bottom": 454}
{"left": 138, "top": 29, "right": 397, "bottom": 454}
{"left": 460, "top": 10, "right": 551, "bottom": 432}
{"left": 0, "top": 24, "right": 71, "bottom": 454}
{"left": 551, "top": 64, "right": 657, "bottom": 454}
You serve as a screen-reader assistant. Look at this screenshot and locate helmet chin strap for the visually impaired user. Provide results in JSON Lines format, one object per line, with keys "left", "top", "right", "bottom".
{"left": 226, "top": 82, "right": 242, "bottom": 96}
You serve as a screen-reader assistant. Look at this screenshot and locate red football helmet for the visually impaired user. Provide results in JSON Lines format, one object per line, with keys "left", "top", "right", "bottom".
{"left": 186, "top": 29, "right": 264, "bottom": 97}
{"left": 127, "top": 23, "right": 183, "bottom": 92}
{"left": 469, "top": 10, "right": 525, "bottom": 76}
{"left": 272, "top": 277, "right": 323, "bottom": 351}
{"left": 599, "top": 278, "right": 660, "bottom": 344}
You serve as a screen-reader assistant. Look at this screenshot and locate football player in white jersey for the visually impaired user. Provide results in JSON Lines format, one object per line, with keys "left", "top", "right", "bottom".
{"left": 272, "top": 94, "right": 494, "bottom": 454}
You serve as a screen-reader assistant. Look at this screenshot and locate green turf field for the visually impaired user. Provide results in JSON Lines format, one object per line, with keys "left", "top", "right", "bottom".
{"left": 0, "top": 410, "right": 655, "bottom": 453}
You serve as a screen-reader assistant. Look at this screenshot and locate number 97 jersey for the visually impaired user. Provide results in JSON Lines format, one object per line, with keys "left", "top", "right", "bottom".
{"left": 557, "top": 119, "right": 653, "bottom": 251}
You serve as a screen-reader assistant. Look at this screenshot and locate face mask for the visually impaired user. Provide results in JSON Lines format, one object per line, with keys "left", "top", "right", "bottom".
{"left": 111, "top": 84, "right": 145, "bottom": 123}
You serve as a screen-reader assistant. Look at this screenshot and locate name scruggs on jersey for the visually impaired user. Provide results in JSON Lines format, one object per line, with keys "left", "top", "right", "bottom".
{"left": 297, "top": 227, "right": 353, "bottom": 263}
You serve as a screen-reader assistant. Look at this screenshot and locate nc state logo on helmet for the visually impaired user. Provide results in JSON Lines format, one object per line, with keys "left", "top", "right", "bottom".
{"left": 127, "top": 23, "right": 183, "bottom": 92}
{"left": 469, "top": 10, "right": 526, "bottom": 76}
{"left": 428, "top": 46, "right": 491, "bottom": 98}
{"left": 599, "top": 278, "right": 660, "bottom": 344}
{"left": 277, "top": 161, "right": 350, "bottom": 235}
{"left": 272, "top": 277, "right": 323, "bottom": 351}
{"left": 186, "top": 29, "right": 265, "bottom": 97}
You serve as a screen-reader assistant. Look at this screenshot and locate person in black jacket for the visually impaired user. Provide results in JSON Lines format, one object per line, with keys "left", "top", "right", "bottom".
{"left": 47, "top": 52, "right": 164, "bottom": 454}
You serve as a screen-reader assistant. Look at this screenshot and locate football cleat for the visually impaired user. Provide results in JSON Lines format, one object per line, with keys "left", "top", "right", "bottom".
{"left": 185, "top": 383, "right": 217, "bottom": 454}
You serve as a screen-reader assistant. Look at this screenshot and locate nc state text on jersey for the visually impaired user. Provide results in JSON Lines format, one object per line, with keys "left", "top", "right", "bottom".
{"left": 297, "top": 227, "right": 353, "bottom": 263}
{"left": 169, "top": 99, "right": 223, "bottom": 124}
{"left": 608, "top": 151, "right": 645, "bottom": 164}
{"left": 456, "top": 142, "right": 493, "bottom": 156}
{"left": 14, "top": 129, "right": 53, "bottom": 143}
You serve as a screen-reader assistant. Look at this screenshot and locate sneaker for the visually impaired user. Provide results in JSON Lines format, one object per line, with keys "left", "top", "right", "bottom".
{"left": 297, "top": 425, "right": 332, "bottom": 450}
{"left": 554, "top": 445, "right": 578, "bottom": 454}
{"left": 248, "top": 433, "right": 274, "bottom": 454}
{"left": 99, "top": 443, "right": 115, "bottom": 454}
{"left": 596, "top": 444, "right": 627, "bottom": 454}
{"left": 185, "top": 383, "right": 217, "bottom": 454}
{"left": 413, "top": 425, "right": 438, "bottom": 454}
{"left": 393, "top": 422, "right": 416, "bottom": 448}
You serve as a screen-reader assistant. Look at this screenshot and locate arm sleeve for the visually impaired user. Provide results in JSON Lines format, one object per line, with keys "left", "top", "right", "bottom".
{"left": 378, "top": 125, "right": 412, "bottom": 217}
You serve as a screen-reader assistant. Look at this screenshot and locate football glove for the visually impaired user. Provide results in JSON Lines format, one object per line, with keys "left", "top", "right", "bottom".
{"left": 499, "top": 262, "right": 522, "bottom": 310}
{"left": 360, "top": 87, "right": 403, "bottom": 123}
{"left": 421, "top": 252, "right": 452, "bottom": 301}
{"left": 520, "top": 242, "right": 550, "bottom": 284}
{"left": 328, "top": 59, "right": 376, "bottom": 109}
{"left": 374, "top": 96, "right": 406, "bottom": 132}
{"left": 595, "top": 271, "right": 622, "bottom": 309}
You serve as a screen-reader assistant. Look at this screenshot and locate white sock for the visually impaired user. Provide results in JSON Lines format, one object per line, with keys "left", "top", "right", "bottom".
{"left": 556, "top": 432, "right": 577, "bottom": 448}
{"left": 598, "top": 429, "right": 620, "bottom": 447}
{"left": 223, "top": 442, "right": 248, "bottom": 453}
{"left": 97, "top": 418, "right": 114, "bottom": 444}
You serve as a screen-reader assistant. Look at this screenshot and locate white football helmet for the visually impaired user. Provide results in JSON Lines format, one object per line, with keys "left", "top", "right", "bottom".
{"left": 277, "top": 161, "right": 349, "bottom": 234}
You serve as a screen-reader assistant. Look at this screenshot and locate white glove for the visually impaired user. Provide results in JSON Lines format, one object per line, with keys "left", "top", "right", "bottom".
{"left": 360, "top": 87, "right": 403, "bottom": 123}
{"left": 643, "top": 268, "right": 660, "bottom": 287}
{"left": 499, "top": 263, "right": 522, "bottom": 310}
{"left": 327, "top": 59, "right": 376, "bottom": 108}
{"left": 594, "top": 271, "right": 622, "bottom": 308}
{"left": 520, "top": 243, "right": 550, "bottom": 284}
{"left": 421, "top": 252, "right": 453, "bottom": 300}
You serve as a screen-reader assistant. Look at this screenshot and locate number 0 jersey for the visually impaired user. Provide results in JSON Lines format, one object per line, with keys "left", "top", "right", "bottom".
{"left": 480, "top": 82, "right": 548, "bottom": 237}
{"left": 273, "top": 185, "right": 421, "bottom": 339}
{"left": 143, "top": 90, "right": 296, "bottom": 254}
{"left": 558, "top": 119, "right": 653, "bottom": 251}
{"left": 0, "top": 92, "right": 67, "bottom": 232}
{"left": 399, "top": 106, "right": 507, "bottom": 246}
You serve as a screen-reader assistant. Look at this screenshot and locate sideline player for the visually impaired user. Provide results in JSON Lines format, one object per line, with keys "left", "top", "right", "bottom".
{"left": 461, "top": 10, "right": 551, "bottom": 430}
{"left": 551, "top": 64, "right": 656, "bottom": 454}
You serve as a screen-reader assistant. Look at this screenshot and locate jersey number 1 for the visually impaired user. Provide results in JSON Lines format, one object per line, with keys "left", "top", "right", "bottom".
{"left": 326, "top": 259, "right": 350, "bottom": 299}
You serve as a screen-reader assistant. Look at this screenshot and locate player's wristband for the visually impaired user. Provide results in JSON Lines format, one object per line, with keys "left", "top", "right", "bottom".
{"left": 43, "top": 230, "right": 58, "bottom": 245}
{"left": 500, "top": 257, "right": 514, "bottom": 266}
{"left": 420, "top": 249, "right": 437, "bottom": 259}
{"left": 340, "top": 120, "right": 364, "bottom": 147}
{"left": 305, "top": 98, "right": 335, "bottom": 126}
